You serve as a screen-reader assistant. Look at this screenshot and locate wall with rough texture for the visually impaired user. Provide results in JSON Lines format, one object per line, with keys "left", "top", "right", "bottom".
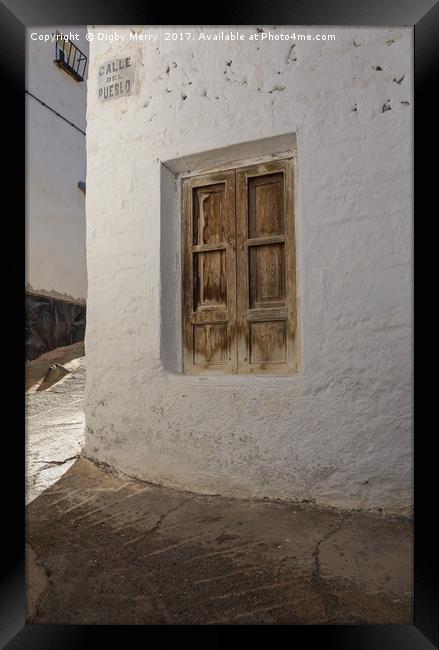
{"left": 85, "top": 27, "right": 413, "bottom": 514}
{"left": 26, "top": 27, "right": 88, "bottom": 303}
{"left": 25, "top": 293, "right": 86, "bottom": 361}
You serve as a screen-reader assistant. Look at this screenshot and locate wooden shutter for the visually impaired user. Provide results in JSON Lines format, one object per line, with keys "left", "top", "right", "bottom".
{"left": 236, "top": 160, "right": 297, "bottom": 374}
{"left": 182, "top": 171, "right": 237, "bottom": 374}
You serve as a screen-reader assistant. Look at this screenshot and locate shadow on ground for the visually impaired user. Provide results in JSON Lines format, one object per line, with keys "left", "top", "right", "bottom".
{"left": 26, "top": 458, "right": 413, "bottom": 625}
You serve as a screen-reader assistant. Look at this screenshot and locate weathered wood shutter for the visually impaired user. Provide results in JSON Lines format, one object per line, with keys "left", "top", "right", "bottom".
{"left": 236, "top": 160, "right": 296, "bottom": 374}
{"left": 182, "top": 171, "right": 237, "bottom": 373}
{"left": 182, "top": 159, "right": 296, "bottom": 374}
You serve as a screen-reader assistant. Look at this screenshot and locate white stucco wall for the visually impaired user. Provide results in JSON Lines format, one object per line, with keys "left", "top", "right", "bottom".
{"left": 84, "top": 27, "right": 413, "bottom": 514}
{"left": 26, "top": 27, "right": 88, "bottom": 303}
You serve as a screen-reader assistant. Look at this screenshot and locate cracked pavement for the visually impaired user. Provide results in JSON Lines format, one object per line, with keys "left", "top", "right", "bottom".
{"left": 25, "top": 343, "right": 85, "bottom": 504}
{"left": 26, "top": 458, "right": 413, "bottom": 625}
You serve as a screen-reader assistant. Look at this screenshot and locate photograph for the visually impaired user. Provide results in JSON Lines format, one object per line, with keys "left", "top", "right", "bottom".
{"left": 1, "top": 4, "right": 429, "bottom": 639}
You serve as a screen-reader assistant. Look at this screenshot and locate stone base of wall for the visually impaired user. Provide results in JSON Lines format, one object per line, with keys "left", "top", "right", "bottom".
{"left": 25, "top": 293, "right": 86, "bottom": 361}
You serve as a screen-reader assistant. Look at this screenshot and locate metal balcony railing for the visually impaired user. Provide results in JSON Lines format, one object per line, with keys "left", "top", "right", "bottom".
{"left": 54, "top": 36, "right": 87, "bottom": 82}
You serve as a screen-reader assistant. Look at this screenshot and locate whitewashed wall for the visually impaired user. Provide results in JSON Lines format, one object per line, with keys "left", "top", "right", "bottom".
{"left": 85, "top": 27, "right": 413, "bottom": 514}
{"left": 26, "top": 27, "right": 88, "bottom": 303}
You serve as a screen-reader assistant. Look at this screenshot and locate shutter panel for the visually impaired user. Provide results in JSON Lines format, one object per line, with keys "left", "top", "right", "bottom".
{"left": 236, "top": 160, "right": 297, "bottom": 374}
{"left": 182, "top": 171, "right": 237, "bottom": 373}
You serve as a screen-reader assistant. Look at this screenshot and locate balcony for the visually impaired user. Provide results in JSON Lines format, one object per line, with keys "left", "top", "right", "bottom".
{"left": 54, "top": 37, "right": 87, "bottom": 82}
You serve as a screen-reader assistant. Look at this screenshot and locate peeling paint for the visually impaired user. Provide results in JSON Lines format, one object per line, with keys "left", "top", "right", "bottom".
{"left": 268, "top": 86, "right": 286, "bottom": 93}
{"left": 286, "top": 44, "right": 297, "bottom": 63}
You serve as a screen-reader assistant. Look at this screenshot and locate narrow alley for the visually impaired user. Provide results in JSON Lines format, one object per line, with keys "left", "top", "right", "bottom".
{"left": 19, "top": 20, "right": 418, "bottom": 636}
{"left": 26, "top": 342, "right": 86, "bottom": 504}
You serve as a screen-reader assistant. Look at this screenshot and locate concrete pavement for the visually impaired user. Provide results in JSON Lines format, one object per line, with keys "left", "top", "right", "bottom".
{"left": 26, "top": 458, "right": 412, "bottom": 625}
{"left": 25, "top": 343, "right": 85, "bottom": 504}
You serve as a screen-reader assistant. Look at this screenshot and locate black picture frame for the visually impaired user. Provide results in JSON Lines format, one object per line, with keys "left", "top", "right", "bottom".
{"left": 3, "top": 0, "right": 436, "bottom": 646}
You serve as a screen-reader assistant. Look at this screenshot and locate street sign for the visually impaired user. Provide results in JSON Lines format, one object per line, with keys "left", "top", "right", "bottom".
{"left": 98, "top": 57, "right": 133, "bottom": 102}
